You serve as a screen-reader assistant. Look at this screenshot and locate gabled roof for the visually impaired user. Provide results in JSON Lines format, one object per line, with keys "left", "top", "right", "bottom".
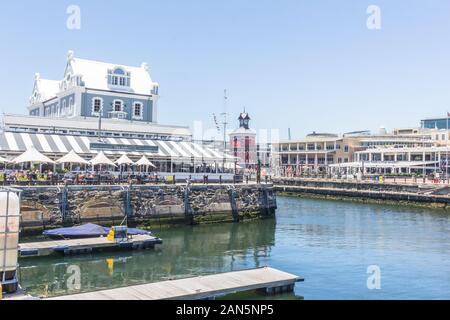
{"left": 29, "top": 51, "right": 158, "bottom": 106}
{"left": 39, "top": 79, "right": 60, "bottom": 100}
{"left": 30, "top": 75, "right": 60, "bottom": 104}
{"left": 238, "top": 112, "right": 250, "bottom": 120}
{"left": 68, "top": 55, "right": 156, "bottom": 96}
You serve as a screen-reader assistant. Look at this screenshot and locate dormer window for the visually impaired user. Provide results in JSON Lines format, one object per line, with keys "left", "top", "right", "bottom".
{"left": 108, "top": 67, "right": 131, "bottom": 87}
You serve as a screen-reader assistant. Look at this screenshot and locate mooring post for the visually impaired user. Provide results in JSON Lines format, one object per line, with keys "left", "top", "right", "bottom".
{"left": 227, "top": 185, "right": 239, "bottom": 222}
{"left": 59, "top": 186, "right": 69, "bottom": 222}
{"left": 260, "top": 187, "right": 276, "bottom": 216}
{"left": 183, "top": 182, "right": 193, "bottom": 224}
{"left": 123, "top": 186, "right": 132, "bottom": 217}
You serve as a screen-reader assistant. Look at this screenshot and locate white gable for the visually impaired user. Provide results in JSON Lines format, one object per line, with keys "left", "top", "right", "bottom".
{"left": 39, "top": 79, "right": 60, "bottom": 100}
{"left": 30, "top": 74, "right": 60, "bottom": 105}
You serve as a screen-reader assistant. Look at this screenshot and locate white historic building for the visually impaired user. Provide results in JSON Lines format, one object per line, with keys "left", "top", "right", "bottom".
{"left": 28, "top": 50, "right": 159, "bottom": 123}
{"left": 0, "top": 51, "right": 237, "bottom": 180}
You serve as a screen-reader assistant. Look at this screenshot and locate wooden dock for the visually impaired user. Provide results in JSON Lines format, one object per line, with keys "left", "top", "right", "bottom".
{"left": 46, "top": 267, "right": 303, "bottom": 300}
{"left": 18, "top": 235, "right": 162, "bottom": 258}
{"left": 2, "top": 287, "right": 36, "bottom": 300}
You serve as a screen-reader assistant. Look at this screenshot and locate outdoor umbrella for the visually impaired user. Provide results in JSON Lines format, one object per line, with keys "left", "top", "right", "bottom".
{"left": 136, "top": 155, "right": 156, "bottom": 172}
{"left": 115, "top": 154, "right": 135, "bottom": 166}
{"left": 89, "top": 151, "right": 116, "bottom": 167}
{"left": 56, "top": 150, "right": 89, "bottom": 165}
{"left": 12, "top": 147, "right": 54, "bottom": 164}
{"left": 136, "top": 155, "right": 156, "bottom": 167}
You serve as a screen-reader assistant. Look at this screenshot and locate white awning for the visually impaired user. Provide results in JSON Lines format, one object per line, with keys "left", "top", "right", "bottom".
{"left": 0, "top": 132, "right": 234, "bottom": 162}
{"left": 12, "top": 147, "right": 55, "bottom": 164}
{"left": 136, "top": 155, "right": 156, "bottom": 168}
{"left": 56, "top": 150, "right": 89, "bottom": 164}
{"left": 90, "top": 151, "right": 116, "bottom": 166}
{"left": 115, "top": 154, "right": 134, "bottom": 165}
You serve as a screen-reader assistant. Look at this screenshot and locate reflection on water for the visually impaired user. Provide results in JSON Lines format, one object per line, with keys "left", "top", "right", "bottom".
{"left": 19, "top": 219, "right": 277, "bottom": 298}
{"left": 18, "top": 196, "right": 450, "bottom": 299}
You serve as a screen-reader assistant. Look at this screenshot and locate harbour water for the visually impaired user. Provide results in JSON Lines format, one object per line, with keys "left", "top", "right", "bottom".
{"left": 18, "top": 196, "right": 450, "bottom": 299}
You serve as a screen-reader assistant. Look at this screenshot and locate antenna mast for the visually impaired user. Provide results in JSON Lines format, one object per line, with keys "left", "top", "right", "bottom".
{"left": 220, "top": 89, "right": 228, "bottom": 170}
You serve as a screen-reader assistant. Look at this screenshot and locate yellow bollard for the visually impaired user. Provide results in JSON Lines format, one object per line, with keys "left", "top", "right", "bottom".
{"left": 0, "top": 283, "right": 3, "bottom": 300}
{"left": 107, "top": 227, "right": 115, "bottom": 242}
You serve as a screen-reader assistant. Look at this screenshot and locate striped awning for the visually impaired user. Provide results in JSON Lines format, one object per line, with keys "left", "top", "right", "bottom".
{"left": 0, "top": 132, "right": 235, "bottom": 161}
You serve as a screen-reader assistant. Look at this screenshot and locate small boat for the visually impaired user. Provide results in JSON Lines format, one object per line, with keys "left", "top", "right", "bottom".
{"left": 43, "top": 223, "right": 151, "bottom": 240}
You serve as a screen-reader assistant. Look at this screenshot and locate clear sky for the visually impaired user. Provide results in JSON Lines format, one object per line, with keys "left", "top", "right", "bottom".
{"left": 1, "top": 0, "right": 450, "bottom": 140}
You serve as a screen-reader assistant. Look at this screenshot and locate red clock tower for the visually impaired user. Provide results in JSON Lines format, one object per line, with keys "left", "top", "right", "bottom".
{"left": 229, "top": 111, "right": 257, "bottom": 169}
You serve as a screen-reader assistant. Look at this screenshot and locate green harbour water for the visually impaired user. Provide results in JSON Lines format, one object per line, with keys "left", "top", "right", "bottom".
{"left": 18, "top": 196, "right": 450, "bottom": 299}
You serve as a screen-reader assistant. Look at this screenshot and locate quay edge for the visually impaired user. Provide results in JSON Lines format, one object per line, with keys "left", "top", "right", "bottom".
{"left": 17, "top": 183, "right": 276, "bottom": 235}
{"left": 273, "top": 177, "right": 450, "bottom": 208}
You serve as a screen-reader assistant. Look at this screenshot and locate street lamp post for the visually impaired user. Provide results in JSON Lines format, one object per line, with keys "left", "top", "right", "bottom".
{"left": 98, "top": 106, "right": 103, "bottom": 142}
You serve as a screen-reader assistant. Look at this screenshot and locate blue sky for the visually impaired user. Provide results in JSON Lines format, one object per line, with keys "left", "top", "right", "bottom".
{"left": 1, "top": 0, "right": 450, "bottom": 139}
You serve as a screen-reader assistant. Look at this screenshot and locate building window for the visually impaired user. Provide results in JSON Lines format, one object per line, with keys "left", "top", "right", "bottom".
{"left": 113, "top": 100, "right": 123, "bottom": 112}
{"left": 132, "top": 102, "right": 143, "bottom": 119}
{"left": 245, "top": 136, "right": 250, "bottom": 162}
{"left": 108, "top": 67, "right": 131, "bottom": 87}
{"left": 344, "top": 145, "right": 349, "bottom": 152}
{"left": 68, "top": 97, "right": 74, "bottom": 115}
{"left": 61, "top": 100, "right": 66, "bottom": 116}
{"left": 91, "top": 97, "right": 103, "bottom": 115}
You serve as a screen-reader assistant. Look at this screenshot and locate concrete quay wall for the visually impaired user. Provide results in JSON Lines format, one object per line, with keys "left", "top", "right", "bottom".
{"left": 273, "top": 178, "right": 450, "bottom": 206}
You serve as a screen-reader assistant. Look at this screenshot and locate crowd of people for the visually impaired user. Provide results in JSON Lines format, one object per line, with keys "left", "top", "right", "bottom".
{"left": 0, "top": 169, "right": 162, "bottom": 185}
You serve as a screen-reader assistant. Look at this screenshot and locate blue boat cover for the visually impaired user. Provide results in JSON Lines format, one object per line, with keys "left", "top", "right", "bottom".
{"left": 43, "top": 223, "right": 151, "bottom": 238}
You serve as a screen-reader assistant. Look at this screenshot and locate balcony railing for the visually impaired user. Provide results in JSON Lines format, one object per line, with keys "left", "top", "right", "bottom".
{"left": 108, "top": 111, "right": 128, "bottom": 120}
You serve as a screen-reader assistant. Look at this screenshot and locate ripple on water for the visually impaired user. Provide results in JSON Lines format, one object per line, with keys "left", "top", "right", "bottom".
{"left": 18, "top": 195, "right": 450, "bottom": 299}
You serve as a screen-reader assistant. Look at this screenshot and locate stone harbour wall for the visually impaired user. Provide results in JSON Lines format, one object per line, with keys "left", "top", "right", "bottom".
{"left": 274, "top": 177, "right": 450, "bottom": 207}
{"left": 17, "top": 184, "right": 276, "bottom": 233}
{"left": 272, "top": 177, "right": 426, "bottom": 193}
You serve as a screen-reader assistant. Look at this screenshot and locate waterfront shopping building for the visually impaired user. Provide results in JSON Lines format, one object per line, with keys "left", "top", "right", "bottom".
{"left": 0, "top": 51, "right": 236, "bottom": 180}
{"left": 273, "top": 125, "right": 450, "bottom": 176}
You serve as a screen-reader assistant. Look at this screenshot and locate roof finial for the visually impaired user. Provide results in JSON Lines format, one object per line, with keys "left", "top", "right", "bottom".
{"left": 34, "top": 73, "right": 40, "bottom": 80}
{"left": 67, "top": 50, "right": 74, "bottom": 61}
{"left": 141, "top": 62, "right": 149, "bottom": 71}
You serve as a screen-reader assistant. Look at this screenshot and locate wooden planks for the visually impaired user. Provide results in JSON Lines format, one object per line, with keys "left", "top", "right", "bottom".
{"left": 47, "top": 267, "right": 303, "bottom": 300}
{"left": 18, "top": 235, "right": 161, "bottom": 257}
